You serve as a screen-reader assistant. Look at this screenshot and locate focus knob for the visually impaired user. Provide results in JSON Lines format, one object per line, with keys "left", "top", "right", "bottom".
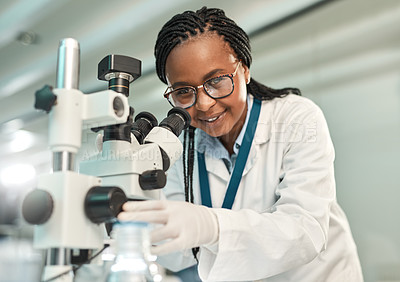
{"left": 22, "top": 189, "right": 54, "bottom": 225}
{"left": 34, "top": 84, "right": 57, "bottom": 113}
{"left": 84, "top": 186, "right": 127, "bottom": 224}
{"left": 139, "top": 169, "right": 167, "bottom": 190}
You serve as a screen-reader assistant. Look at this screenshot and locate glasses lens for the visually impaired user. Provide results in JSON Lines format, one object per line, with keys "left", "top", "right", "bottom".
{"left": 204, "top": 76, "right": 233, "bottom": 98}
{"left": 169, "top": 87, "right": 196, "bottom": 108}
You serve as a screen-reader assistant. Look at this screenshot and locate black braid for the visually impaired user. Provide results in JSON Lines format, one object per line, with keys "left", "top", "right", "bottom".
{"left": 185, "top": 126, "right": 198, "bottom": 260}
{"left": 183, "top": 126, "right": 196, "bottom": 204}
{"left": 188, "top": 126, "right": 195, "bottom": 203}
{"left": 182, "top": 129, "right": 189, "bottom": 202}
{"left": 183, "top": 126, "right": 199, "bottom": 260}
{"left": 155, "top": 6, "right": 301, "bottom": 261}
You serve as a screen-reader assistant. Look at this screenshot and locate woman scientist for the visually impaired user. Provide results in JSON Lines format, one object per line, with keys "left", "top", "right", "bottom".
{"left": 118, "top": 7, "right": 363, "bottom": 282}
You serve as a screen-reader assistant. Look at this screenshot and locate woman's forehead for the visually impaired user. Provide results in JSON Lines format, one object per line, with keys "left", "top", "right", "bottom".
{"left": 166, "top": 33, "right": 236, "bottom": 67}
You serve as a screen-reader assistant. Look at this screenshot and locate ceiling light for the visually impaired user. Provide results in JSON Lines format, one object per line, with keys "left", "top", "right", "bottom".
{"left": 9, "top": 130, "right": 34, "bottom": 153}
{"left": 0, "top": 163, "right": 36, "bottom": 188}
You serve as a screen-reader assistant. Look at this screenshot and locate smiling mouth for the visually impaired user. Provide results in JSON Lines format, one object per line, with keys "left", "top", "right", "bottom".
{"left": 200, "top": 110, "right": 226, "bottom": 123}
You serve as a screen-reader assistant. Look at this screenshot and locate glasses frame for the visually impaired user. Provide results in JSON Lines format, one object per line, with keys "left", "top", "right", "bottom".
{"left": 164, "top": 61, "right": 242, "bottom": 109}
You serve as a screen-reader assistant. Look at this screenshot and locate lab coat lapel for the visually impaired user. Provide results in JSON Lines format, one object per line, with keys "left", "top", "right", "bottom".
{"left": 202, "top": 154, "right": 231, "bottom": 183}
{"left": 242, "top": 99, "right": 272, "bottom": 176}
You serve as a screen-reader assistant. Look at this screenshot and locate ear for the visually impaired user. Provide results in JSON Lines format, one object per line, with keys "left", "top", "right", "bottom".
{"left": 242, "top": 63, "right": 251, "bottom": 84}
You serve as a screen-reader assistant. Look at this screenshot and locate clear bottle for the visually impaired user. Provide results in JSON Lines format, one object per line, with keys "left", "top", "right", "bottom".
{"left": 106, "top": 221, "right": 162, "bottom": 282}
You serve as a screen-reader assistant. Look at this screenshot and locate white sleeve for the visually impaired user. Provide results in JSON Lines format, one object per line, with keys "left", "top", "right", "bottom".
{"left": 198, "top": 102, "right": 336, "bottom": 281}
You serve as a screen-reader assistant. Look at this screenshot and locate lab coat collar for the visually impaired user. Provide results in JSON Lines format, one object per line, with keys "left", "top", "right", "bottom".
{"left": 253, "top": 95, "right": 272, "bottom": 145}
{"left": 232, "top": 95, "right": 252, "bottom": 155}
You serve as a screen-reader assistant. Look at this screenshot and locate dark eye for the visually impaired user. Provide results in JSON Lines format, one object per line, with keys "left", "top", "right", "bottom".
{"left": 208, "top": 77, "right": 224, "bottom": 86}
{"left": 174, "top": 87, "right": 193, "bottom": 96}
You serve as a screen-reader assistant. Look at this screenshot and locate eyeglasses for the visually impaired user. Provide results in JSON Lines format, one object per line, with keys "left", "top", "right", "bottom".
{"left": 164, "top": 61, "right": 241, "bottom": 109}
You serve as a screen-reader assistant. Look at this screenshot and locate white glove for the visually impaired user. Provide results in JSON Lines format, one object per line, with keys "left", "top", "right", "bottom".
{"left": 118, "top": 200, "right": 219, "bottom": 255}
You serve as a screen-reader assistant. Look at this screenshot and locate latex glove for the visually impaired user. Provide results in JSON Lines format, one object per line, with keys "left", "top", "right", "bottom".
{"left": 118, "top": 200, "right": 219, "bottom": 255}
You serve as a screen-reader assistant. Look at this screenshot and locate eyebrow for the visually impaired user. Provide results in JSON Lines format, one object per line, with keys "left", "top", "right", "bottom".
{"left": 203, "top": 68, "right": 225, "bottom": 81}
{"left": 170, "top": 68, "right": 225, "bottom": 89}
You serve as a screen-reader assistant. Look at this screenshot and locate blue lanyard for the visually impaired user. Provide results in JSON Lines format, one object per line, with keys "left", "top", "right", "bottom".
{"left": 198, "top": 98, "right": 261, "bottom": 209}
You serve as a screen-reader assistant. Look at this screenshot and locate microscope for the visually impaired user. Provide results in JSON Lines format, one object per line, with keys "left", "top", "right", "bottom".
{"left": 21, "top": 38, "right": 190, "bottom": 281}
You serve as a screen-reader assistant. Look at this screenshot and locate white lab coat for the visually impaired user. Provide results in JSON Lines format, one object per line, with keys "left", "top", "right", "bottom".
{"left": 158, "top": 94, "right": 363, "bottom": 282}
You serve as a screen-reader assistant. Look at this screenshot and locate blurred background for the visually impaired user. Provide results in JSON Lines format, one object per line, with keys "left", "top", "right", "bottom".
{"left": 0, "top": 0, "right": 399, "bottom": 281}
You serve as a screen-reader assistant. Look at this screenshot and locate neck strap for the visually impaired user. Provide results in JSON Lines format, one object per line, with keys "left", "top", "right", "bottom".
{"left": 198, "top": 98, "right": 261, "bottom": 209}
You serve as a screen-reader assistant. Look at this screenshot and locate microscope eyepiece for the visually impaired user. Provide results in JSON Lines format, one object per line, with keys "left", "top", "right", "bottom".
{"left": 159, "top": 107, "right": 191, "bottom": 137}
{"left": 132, "top": 112, "right": 158, "bottom": 144}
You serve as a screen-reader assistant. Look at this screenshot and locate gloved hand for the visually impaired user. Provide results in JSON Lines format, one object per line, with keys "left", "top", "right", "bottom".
{"left": 118, "top": 200, "right": 219, "bottom": 255}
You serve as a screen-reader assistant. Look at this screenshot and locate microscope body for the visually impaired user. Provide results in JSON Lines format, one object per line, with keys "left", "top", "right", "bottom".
{"left": 22, "top": 38, "right": 190, "bottom": 281}
{"left": 27, "top": 82, "right": 133, "bottom": 280}
{"left": 31, "top": 86, "right": 131, "bottom": 250}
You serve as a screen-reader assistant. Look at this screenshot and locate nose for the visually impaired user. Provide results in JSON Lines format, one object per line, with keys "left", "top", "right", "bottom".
{"left": 195, "top": 88, "right": 216, "bottom": 111}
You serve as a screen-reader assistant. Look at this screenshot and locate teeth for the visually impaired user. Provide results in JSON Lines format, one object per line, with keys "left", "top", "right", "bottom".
{"left": 207, "top": 116, "right": 218, "bottom": 122}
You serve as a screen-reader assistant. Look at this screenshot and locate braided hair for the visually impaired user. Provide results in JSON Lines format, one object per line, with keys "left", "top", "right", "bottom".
{"left": 154, "top": 6, "right": 300, "bottom": 259}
